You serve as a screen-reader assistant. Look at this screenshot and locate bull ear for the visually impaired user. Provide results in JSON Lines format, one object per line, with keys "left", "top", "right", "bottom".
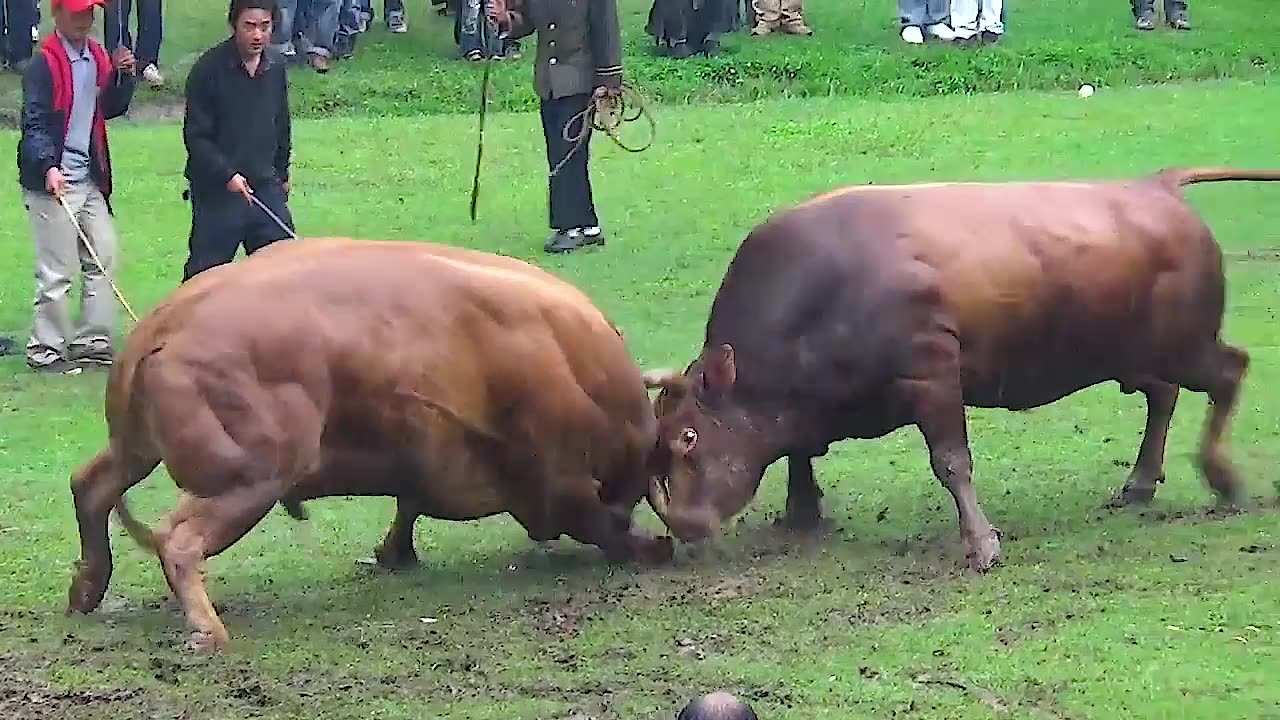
{"left": 703, "top": 343, "right": 736, "bottom": 391}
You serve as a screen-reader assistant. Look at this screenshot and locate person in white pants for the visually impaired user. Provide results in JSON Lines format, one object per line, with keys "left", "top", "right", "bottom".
{"left": 897, "top": 0, "right": 955, "bottom": 44}
{"left": 950, "top": 0, "right": 1002, "bottom": 44}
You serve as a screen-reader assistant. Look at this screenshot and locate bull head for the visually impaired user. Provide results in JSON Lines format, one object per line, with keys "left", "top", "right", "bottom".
{"left": 643, "top": 344, "right": 768, "bottom": 544}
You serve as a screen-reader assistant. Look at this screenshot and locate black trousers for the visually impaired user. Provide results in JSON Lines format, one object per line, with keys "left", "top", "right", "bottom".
{"left": 540, "top": 93, "right": 599, "bottom": 231}
{"left": 1132, "top": 0, "right": 1187, "bottom": 17}
{"left": 0, "top": 0, "right": 37, "bottom": 65}
{"left": 182, "top": 182, "right": 295, "bottom": 282}
{"left": 104, "top": 0, "right": 164, "bottom": 66}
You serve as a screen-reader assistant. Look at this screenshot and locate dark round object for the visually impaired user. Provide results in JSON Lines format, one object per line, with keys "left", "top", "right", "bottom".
{"left": 677, "top": 692, "right": 759, "bottom": 720}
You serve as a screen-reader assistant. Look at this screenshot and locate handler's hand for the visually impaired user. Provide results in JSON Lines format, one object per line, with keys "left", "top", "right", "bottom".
{"left": 227, "top": 173, "right": 254, "bottom": 202}
{"left": 112, "top": 45, "right": 136, "bottom": 75}
{"left": 282, "top": 180, "right": 291, "bottom": 195}
{"left": 45, "top": 167, "right": 65, "bottom": 197}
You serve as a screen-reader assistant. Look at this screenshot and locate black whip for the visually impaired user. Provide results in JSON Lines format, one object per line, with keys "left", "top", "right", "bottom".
{"left": 468, "top": 13, "right": 495, "bottom": 223}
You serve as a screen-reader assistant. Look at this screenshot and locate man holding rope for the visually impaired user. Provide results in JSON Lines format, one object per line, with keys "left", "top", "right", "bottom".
{"left": 493, "top": 0, "right": 624, "bottom": 254}
{"left": 180, "top": 0, "right": 296, "bottom": 282}
{"left": 16, "top": 0, "right": 136, "bottom": 374}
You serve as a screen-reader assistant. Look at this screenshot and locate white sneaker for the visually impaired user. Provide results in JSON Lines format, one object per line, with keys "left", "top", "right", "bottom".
{"left": 901, "top": 25, "right": 924, "bottom": 44}
{"left": 925, "top": 23, "right": 957, "bottom": 40}
{"left": 142, "top": 64, "right": 164, "bottom": 85}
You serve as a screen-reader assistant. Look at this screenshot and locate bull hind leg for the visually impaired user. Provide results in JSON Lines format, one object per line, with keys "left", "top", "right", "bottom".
{"left": 372, "top": 499, "right": 422, "bottom": 570}
{"left": 773, "top": 454, "right": 824, "bottom": 531}
{"left": 155, "top": 484, "right": 282, "bottom": 652}
{"left": 1167, "top": 341, "right": 1250, "bottom": 508}
{"left": 68, "top": 448, "right": 160, "bottom": 614}
{"left": 1108, "top": 380, "right": 1180, "bottom": 507}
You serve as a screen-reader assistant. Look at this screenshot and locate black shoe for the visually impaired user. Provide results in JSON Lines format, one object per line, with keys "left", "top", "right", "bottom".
{"left": 544, "top": 228, "right": 605, "bottom": 254}
{"left": 28, "top": 358, "right": 83, "bottom": 375}
{"left": 702, "top": 38, "right": 722, "bottom": 56}
{"left": 1168, "top": 15, "right": 1191, "bottom": 30}
{"left": 0, "top": 336, "right": 12, "bottom": 356}
{"left": 670, "top": 41, "right": 693, "bottom": 59}
{"left": 981, "top": 30, "right": 1002, "bottom": 43}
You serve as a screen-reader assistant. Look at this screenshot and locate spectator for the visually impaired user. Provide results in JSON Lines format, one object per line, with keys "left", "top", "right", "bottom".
{"left": 16, "top": 0, "right": 137, "bottom": 373}
{"left": 2, "top": 0, "right": 40, "bottom": 72}
{"left": 898, "top": 0, "right": 955, "bottom": 43}
{"left": 749, "top": 0, "right": 811, "bottom": 36}
{"left": 273, "top": 0, "right": 342, "bottom": 72}
{"left": 1133, "top": 0, "right": 1189, "bottom": 30}
{"left": 104, "top": 0, "right": 165, "bottom": 85}
{"left": 455, "top": 0, "right": 508, "bottom": 61}
{"left": 181, "top": 0, "right": 296, "bottom": 281}
{"left": 354, "top": 0, "right": 406, "bottom": 31}
{"left": 677, "top": 693, "right": 759, "bottom": 720}
{"left": 645, "top": 0, "right": 737, "bottom": 57}
{"left": 495, "top": 0, "right": 623, "bottom": 253}
{"left": 950, "top": 0, "right": 1001, "bottom": 44}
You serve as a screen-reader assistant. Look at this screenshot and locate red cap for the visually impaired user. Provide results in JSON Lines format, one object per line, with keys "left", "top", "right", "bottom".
{"left": 52, "top": 0, "right": 106, "bottom": 10}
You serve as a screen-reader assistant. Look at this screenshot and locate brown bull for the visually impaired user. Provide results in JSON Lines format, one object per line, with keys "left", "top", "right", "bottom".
{"left": 642, "top": 167, "right": 1280, "bottom": 572}
{"left": 67, "top": 238, "right": 673, "bottom": 652}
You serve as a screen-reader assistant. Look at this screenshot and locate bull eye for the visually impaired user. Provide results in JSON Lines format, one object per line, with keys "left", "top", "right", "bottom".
{"left": 679, "top": 428, "right": 697, "bottom": 450}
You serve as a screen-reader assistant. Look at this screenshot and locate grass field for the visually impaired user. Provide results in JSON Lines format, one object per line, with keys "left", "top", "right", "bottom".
{"left": 1, "top": 0, "right": 1278, "bottom": 119}
{"left": 2, "top": 1, "right": 1280, "bottom": 719}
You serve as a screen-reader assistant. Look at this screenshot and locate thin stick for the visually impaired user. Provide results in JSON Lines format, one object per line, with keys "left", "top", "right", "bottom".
{"left": 57, "top": 195, "right": 139, "bottom": 324}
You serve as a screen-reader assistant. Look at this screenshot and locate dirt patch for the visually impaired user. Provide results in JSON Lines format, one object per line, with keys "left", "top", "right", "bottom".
{"left": 0, "top": 654, "right": 181, "bottom": 719}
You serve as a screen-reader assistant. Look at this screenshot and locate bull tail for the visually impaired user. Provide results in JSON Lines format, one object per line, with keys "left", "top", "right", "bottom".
{"left": 114, "top": 497, "right": 162, "bottom": 556}
{"left": 1154, "top": 167, "right": 1280, "bottom": 188}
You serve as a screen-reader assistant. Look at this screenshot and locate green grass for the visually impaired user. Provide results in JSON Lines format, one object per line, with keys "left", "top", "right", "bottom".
{"left": 2, "top": 73, "right": 1280, "bottom": 718}
{"left": 0, "top": 0, "right": 1277, "bottom": 119}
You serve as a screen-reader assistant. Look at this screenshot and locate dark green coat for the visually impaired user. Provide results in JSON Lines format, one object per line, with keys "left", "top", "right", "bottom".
{"left": 505, "top": 0, "right": 623, "bottom": 100}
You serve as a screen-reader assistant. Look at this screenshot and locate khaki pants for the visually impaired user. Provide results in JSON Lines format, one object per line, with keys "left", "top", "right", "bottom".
{"left": 23, "top": 181, "right": 119, "bottom": 367}
{"left": 751, "top": 0, "right": 803, "bottom": 28}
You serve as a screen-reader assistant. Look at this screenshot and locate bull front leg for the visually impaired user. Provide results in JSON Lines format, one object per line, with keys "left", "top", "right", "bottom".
{"left": 373, "top": 498, "right": 422, "bottom": 570}
{"left": 774, "top": 454, "right": 824, "bottom": 531}
{"left": 902, "top": 334, "right": 1001, "bottom": 572}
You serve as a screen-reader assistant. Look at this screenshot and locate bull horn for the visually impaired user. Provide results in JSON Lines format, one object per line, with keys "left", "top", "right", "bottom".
{"left": 641, "top": 368, "right": 680, "bottom": 389}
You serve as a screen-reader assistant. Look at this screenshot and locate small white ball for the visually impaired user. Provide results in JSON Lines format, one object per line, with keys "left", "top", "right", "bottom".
{"left": 1078, "top": 84, "right": 1095, "bottom": 98}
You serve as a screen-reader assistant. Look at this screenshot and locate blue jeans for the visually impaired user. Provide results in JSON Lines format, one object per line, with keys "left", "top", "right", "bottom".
{"left": 456, "top": 0, "right": 505, "bottom": 56}
{"left": 274, "top": 0, "right": 341, "bottom": 57}
{"left": 104, "top": 0, "right": 163, "bottom": 66}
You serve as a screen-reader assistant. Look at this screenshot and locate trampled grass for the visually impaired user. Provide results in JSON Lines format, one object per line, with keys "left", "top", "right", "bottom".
{"left": 2, "top": 74, "right": 1279, "bottom": 718}
{"left": 0, "top": 0, "right": 1277, "bottom": 119}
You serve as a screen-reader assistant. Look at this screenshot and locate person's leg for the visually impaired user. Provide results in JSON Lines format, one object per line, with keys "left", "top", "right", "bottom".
{"left": 303, "top": 0, "right": 341, "bottom": 72}
{"left": 4, "top": 0, "right": 39, "bottom": 67}
{"left": 1133, "top": 0, "right": 1156, "bottom": 29}
{"left": 779, "top": 0, "right": 811, "bottom": 34}
{"left": 541, "top": 94, "right": 601, "bottom": 254}
{"left": 750, "top": 0, "right": 779, "bottom": 34}
{"left": 244, "top": 182, "right": 296, "bottom": 256}
{"left": 1164, "top": 0, "right": 1189, "bottom": 29}
{"left": 103, "top": 0, "right": 133, "bottom": 54}
{"left": 949, "top": 0, "right": 978, "bottom": 38}
{"left": 923, "top": 0, "right": 956, "bottom": 39}
{"left": 897, "top": 0, "right": 926, "bottom": 42}
{"left": 978, "top": 0, "right": 1003, "bottom": 39}
{"left": 272, "top": 0, "right": 300, "bottom": 59}
{"left": 385, "top": 0, "right": 406, "bottom": 32}
{"left": 136, "top": 0, "right": 164, "bottom": 81}
{"left": 457, "top": 0, "right": 482, "bottom": 59}
{"left": 67, "top": 185, "right": 120, "bottom": 365}
{"left": 181, "top": 189, "right": 249, "bottom": 283}
{"left": 23, "top": 188, "right": 81, "bottom": 372}
{"left": 335, "top": 0, "right": 360, "bottom": 58}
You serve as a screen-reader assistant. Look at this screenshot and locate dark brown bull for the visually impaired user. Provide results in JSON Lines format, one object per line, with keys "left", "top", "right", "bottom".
{"left": 66, "top": 238, "right": 672, "bottom": 652}
{"left": 642, "top": 167, "right": 1280, "bottom": 571}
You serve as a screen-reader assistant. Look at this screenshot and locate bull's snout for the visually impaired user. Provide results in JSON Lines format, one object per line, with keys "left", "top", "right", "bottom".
{"left": 647, "top": 477, "right": 721, "bottom": 543}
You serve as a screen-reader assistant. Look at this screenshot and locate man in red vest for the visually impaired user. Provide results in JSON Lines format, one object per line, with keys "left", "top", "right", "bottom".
{"left": 16, "top": 0, "right": 136, "bottom": 374}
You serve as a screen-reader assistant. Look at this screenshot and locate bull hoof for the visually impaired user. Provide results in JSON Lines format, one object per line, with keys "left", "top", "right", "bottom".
{"left": 1106, "top": 482, "right": 1159, "bottom": 508}
{"left": 773, "top": 511, "right": 824, "bottom": 533}
{"left": 964, "top": 527, "right": 1002, "bottom": 573}
{"left": 370, "top": 544, "right": 419, "bottom": 571}
{"left": 66, "top": 563, "right": 111, "bottom": 614}
{"left": 188, "top": 629, "right": 229, "bottom": 654}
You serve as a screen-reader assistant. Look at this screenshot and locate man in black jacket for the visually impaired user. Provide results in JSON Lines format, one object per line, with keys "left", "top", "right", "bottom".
{"left": 181, "top": 0, "right": 294, "bottom": 282}
{"left": 16, "top": 0, "right": 136, "bottom": 373}
{"left": 495, "top": 0, "right": 624, "bottom": 254}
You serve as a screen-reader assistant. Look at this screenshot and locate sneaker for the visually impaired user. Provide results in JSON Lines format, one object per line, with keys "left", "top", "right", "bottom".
{"left": 1169, "top": 15, "right": 1191, "bottom": 30}
{"left": 141, "top": 63, "right": 164, "bottom": 86}
{"left": 69, "top": 346, "right": 113, "bottom": 367}
{"left": 1135, "top": 11, "right": 1156, "bottom": 30}
{"left": 387, "top": 11, "right": 407, "bottom": 33}
{"left": 0, "top": 336, "right": 13, "bottom": 356}
{"left": 750, "top": 23, "right": 772, "bottom": 36}
{"left": 981, "top": 30, "right": 1002, "bottom": 43}
{"left": 925, "top": 23, "right": 956, "bottom": 40}
{"left": 901, "top": 25, "right": 925, "bottom": 44}
{"left": 307, "top": 52, "right": 332, "bottom": 73}
{"left": 781, "top": 21, "right": 813, "bottom": 36}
